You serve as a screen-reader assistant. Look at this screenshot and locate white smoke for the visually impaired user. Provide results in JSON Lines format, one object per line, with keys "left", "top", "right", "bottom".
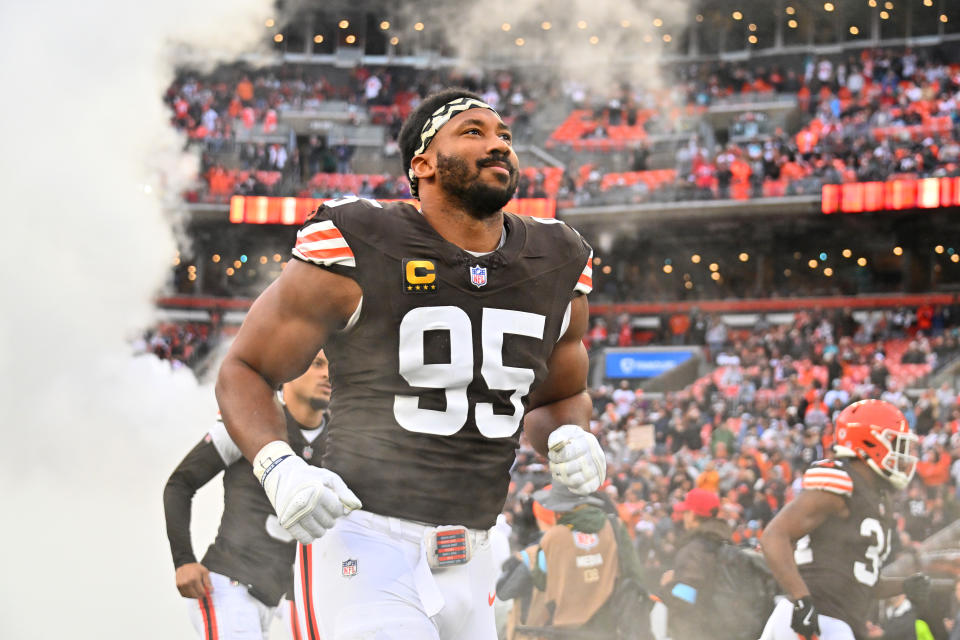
{"left": 0, "top": 1, "right": 272, "bottom": 637}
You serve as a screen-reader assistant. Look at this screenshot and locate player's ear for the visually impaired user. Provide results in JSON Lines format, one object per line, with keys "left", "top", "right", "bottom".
{"left": 411, "top": 154, "right": 435, "bottom": 182}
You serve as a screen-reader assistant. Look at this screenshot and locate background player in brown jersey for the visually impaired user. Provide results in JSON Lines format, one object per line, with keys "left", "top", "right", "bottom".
{"left": 215, "top": 88, "right": 604, "bottom": 640}
{"left": 164, "top": 350, "right": 331, "bottom": 640}
{"left": 760, "top": 399, "right": 928, "bottom": 640}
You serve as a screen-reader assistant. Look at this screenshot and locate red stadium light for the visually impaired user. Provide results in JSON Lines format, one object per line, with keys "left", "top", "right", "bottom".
{"left": 863, "top": 182, "right": 884, "bottom": 211}
{"left": 823, "top": 177, "right": 960, "bottom": 214}
{"left": 918, "top": 178, "right": 939, "bottom": 209}
{"left": 840, "top": 183, "right": 864, "bottom": 213}
{"left": 228, "top": 196, "right": 557, "bottom": 225}
{"left": 821, "top": 184, "right": 840, "bottom": 214}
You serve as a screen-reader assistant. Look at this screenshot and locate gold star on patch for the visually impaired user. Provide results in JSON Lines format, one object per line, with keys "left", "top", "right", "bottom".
{"left": 407, "top": 285, "right": 413, "bottom": 291}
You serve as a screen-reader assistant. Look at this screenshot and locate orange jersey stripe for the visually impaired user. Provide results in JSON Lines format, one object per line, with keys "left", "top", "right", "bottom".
{"left": 298, "top": 246, "right": 355, "bottom": 260}
{"left": 802, "top": 479, "right": 852, "bottom": 494}
{"left": 298, "top": 227, "right": 344, "bottom": 244}
{"left": 578, "top": 273, "right": 592, "bottom": 286}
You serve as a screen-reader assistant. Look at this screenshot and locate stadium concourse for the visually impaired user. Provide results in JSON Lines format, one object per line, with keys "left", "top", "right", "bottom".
{"left": 151, "top": 4, "right": 960, "bottom": 637}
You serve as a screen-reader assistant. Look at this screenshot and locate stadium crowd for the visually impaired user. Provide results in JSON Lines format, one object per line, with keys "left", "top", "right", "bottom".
{"left": 503, "top": 305, "right": 960, "bottom": 597}
{"left": 169, "top": 45, "right": 960, "bottom": 208}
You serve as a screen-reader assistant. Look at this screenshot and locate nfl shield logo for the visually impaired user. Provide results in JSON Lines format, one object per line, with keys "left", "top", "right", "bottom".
{"left": 469, "top": 264, "right": 487, "bottom": 288}
{"left": 341, "top": 559, "right": 358, "bottom": 578}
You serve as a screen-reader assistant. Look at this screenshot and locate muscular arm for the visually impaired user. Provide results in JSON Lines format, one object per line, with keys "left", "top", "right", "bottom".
{"left": 760, "top": 489, "right": 848, "bottom": 601}
{"left": 215, "top": 259, "right": 362, "bottom": 461}
{"left": 523, "top": 295, "right": 592, "bottom": 456}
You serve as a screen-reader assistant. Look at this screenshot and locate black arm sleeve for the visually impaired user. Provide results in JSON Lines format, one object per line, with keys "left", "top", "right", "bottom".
{"left": 162, "top": 439, "right": 226, "bottom": 568}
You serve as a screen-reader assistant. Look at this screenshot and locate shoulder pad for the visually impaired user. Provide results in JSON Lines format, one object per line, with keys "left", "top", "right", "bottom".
{"left": 801, "top": 460, "right": 853, "bottom": 496}
{"left": 522, "top": 216, "right": 593, "bottom": 295}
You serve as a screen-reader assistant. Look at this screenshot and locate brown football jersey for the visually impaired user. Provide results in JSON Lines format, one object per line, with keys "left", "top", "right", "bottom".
{"left": 795, "top": 459, "right": 894, "bottom": 637}
{"left": 292, "top": 198, "right": 593, "bottom": 528}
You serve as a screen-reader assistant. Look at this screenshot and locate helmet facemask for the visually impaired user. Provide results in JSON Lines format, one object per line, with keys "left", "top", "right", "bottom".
{"left": 864, "top": 427, "right": 918, "bottom": 490}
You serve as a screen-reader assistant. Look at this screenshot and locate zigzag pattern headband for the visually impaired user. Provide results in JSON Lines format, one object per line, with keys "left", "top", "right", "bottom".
{"left": 408, "top": 97, "right": 498, "bottom": 197}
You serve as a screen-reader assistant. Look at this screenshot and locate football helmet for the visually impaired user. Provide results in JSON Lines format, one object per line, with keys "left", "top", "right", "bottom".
{"left": 833, "top": 399, "right": 918, "bottom": 489}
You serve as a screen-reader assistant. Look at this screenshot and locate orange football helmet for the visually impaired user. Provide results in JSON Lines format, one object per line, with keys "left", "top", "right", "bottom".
{"left": 833, "top": 399, "right": 918, "bottom": 489}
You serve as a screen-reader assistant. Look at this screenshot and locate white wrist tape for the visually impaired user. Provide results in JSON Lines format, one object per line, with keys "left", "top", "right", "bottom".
{"left": 253, "top": 441, "right": 296, "bottom": 486}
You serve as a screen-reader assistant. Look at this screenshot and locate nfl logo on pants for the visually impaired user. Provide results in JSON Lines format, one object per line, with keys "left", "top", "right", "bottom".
{"left": 342, "top": 559, "right": 358, "bottom": 578}
{"left": 470, "top": 265, "right": 487, "bottom": 288}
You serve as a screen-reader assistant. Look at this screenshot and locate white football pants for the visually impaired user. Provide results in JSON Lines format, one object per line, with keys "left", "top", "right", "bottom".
{"left": 187, "top": 571, "right": 275, "bottom": 640}
{"left": 294, "top": 509, "right": 497, "bottom": 640}
{"left": 760, "top": 598, "right": 856, "bottom": 640}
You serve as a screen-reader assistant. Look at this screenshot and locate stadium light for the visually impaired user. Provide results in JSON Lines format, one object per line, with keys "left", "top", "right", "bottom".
{"left": 273, "top": 34, "right": 283, "bottom": 43}
{"left": 577, "top": 20, "right": 588, "bottom": 29}
{"left": 380, "top": 21, "right": 390, "bottom": 30}
{"left": 663, "top": 34, "right": 672, "bottom": 42}
{"left": 345, "top": 35, "right": 356, "bottom": 44}
{"left": 515, "top": 38, "right": 525, "bottom": 46}
{"left": 541, "top": 22, "right": 552, "bottom": 30}
{"left": 842, "top": 249, "right": 852, "bottom": 258}
{"left": 338, "top": 20, "right": 349, "bottom": 29}
{"left": 390, "top": 36, "right": 399, "bottom": 45}
{"left": 748, "top": 35, "right": 758, "bottom": 44}
{"left": 593, "top": 256, "right": 602, "bottom": 265}
{"left": 621, "top": 20, "right": 631, "bottom": 28}
{"left": 884, "top": 2, "right": 893, "bottom": 9}
{"left": 653, "top": 18, "right": 663, "bottom": 27}
{"left": 808, "top": 259, "right": 818, "bottom": 268}
{"left": 314, "top": 35, "right": 324, "bottom": 44}
{"left": 663, "top": 265, "right": 673, "bottom": 274}
{"left": 259, "top": 256, "right": 268, "bottom": 264}
{"left": 935, "top": 245, "right": 945, "bottom": 254}
{"left": 602, "top": 265, "right": 612, "bottom": 274}
{"left": 709, "top": 262, "right": 719, "bottom": 272}
{"left": 739, "top": 252, "right": 749, "bottom": 262}
{"left": 685, "top": 281, "right": 694, "bottom": 289}
{"left": 691, "top": 254, "right": 701, "bottom": 263}
{"left": 952, "top": 254, "right": 960, "bottom": 263}
{"left": 732, "top": 11, "right": 743, "bottom": 20}
{"left": 748, "top": 23, "right": 757, "bottom": 31}
{"left": 226, "top": 268, "right": 235, "bottom": 276}
{"left": 696, "top": 15, "right": 704, "bottom": 22}
{"left": 590, "top": 35, "right": 600, "bottom": 44}
{"left": 414, "top": 22, "right": 424, "bottom": 31}
{"left": 212, "top": 254, "right": 221, "bottom": 263}
{"left": 880, "top": 11, "right": 889, "bottom": 19}
{"left": 823, "top": 268, "right": 833, "bottom": 277}
{"left": 849, "top": 26, "right": 859, "bottom": 35}
{"left": 265, "top": 18, "right": 275, "bottom": 28}
{"left": 501, "top": 23, "right": 511, "bottom": 31}
{"left": 857, "top": 257, "right": 868, "bottom": 266}
{"left": 788, "top": 19, "right": 798, "bottom": 28}
{"left": 824, "top": 3, "right": 835, "bottom": 12}
{"left": 941, "top": 14, "right": 949, "bottom": 23}
{"left": 893, "top": 246, "right": 903, "bottom": 256}
{"left": 711, "top": 272, "right": 721, "bottom": 281}
{"left": 923, "top": 0, "right": 932, "bottom": 6}
{"left": 785, "top": 6, "right": 795, "bottom": 14}
{"left": 784, "top": 269, "right": 792, "bottom": 277}
{"left": 868, "top": 0, "right": 876, "bottom": 6}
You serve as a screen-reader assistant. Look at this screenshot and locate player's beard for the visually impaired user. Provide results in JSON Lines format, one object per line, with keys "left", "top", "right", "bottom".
{"left": 437, "top": 152, "right": 518, "bottom": 219}
{"left": 309, "top": 396, "right": 329, "bottom": 411}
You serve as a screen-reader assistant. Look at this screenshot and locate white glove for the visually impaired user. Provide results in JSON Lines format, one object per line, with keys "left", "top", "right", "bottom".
{"left": 547, "top": 425, "right": 606, "bottom": 495}
{"left": 253, "top": 441, "right": 362, "bottom": 544}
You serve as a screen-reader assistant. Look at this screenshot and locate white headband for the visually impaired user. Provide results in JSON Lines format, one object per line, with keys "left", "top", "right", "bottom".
{"left": 407, "top": 97, "right": 499, "bottom": 197}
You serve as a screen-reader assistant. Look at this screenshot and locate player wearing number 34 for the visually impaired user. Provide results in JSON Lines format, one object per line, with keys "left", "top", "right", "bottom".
{"left": 759, "top": 399, "right": 930, "bottom": 640}
{"left": 215, "top": 88, "right": 604, "bottom": 640}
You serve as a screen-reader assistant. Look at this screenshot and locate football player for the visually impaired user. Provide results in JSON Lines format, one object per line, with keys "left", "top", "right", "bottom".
{"left": 759, "top": 399, "right": 927, "bottom": 640}
{"left": 164, "top": 350, "right": 331, "bottom": 639}
{"left": 215, "top": 88, "right": 604, "bottom": 640}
